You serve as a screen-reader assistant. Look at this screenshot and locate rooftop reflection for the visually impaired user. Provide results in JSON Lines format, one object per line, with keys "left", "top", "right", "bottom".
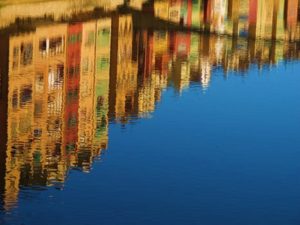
{"left": 0, "top": 0, "right": 299, "bottom": 212}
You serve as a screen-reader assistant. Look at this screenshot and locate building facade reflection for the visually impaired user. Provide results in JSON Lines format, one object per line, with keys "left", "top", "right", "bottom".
{"left": 0, "top": 0, "right": 299, "bottom": 211}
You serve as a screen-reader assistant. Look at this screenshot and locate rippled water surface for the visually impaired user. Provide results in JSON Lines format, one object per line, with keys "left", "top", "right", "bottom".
{"left": 0, "top": 0, "right": 300, "bottom": 224}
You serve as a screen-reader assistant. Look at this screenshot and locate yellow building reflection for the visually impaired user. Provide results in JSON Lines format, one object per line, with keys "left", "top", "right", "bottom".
{"left": 109, "top": 14, "right": 138, "bottom": 123}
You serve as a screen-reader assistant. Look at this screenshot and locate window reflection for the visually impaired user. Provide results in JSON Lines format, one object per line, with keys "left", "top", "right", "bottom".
{"left": 20, "top": 85, "right": 32, "bottom": 107}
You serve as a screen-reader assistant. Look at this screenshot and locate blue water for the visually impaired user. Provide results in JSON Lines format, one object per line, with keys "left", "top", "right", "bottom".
{"left": 1, "top": 62, "right": 300, "bottom": 225}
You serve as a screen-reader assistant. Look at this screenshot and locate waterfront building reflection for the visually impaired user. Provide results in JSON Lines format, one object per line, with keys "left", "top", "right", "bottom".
{"left": 0, "top": 0, "right": 299, "bottom": 211}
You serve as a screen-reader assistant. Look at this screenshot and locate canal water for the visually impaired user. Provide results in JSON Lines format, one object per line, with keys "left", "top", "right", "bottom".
{"left": 0, "top": 1, "right": 300, "bottom": 224}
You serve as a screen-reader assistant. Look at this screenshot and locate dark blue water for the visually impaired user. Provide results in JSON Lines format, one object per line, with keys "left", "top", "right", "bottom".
{"left": 1, "top": 61, "right": 300, "bottom": 225}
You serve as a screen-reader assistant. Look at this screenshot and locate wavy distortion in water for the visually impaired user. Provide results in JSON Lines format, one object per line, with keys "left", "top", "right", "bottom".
{"left": 0, "top": 0, "right": 299, "bottom": 212}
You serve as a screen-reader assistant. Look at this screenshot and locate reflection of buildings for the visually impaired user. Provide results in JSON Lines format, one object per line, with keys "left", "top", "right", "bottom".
{"left": 169, "top": 31, "right": 191, "bottom": 57}
{"left": 248, "top": 0, "right": 299, "bottom": 40}
{"left": 153, "top": 30, "right": 170, "bottom": 77}
{"left": 134, "top": 29, "right": 165, "bottom": 116}
{"left": 169, "top": 0, "right": 182, "bottom": 23}
{"left": 109, "top": 14, "right": 138, "bottom": 123}
{"left": 94, "top": 18, "right": 111, "bottom": 155}
{"left": 169, "top": 32, "right": 191, "bottom": 92}
{"left": 135, "top": 29, "right": 154, "bottom": 77}
{"left": 226, "top": 0, "right": 248, "bottom": 36}
{"left": 249, "top": 0, "right": 283, "bottom": 39}
{"left": 0, "top": 24, "right": 68, "bottom": 209}
{"left": 0, "top": 18, "right": 113, "bottom": 209}
{"left": 152, "top": 0, "right": 193, "bottom": 26}
{"left": 78, "top": 21, "right": 97, "bottom": 170}
{"left": 154, "top": 0, "right": 170, "bottom": 21}
{"left": 159, "top": 0, "right": 300, "bottom": 41}
{"left": 0, "top": 6, "right": 300, "bottom": 210}
{"left": 285, "top": 0, "right": 300, "bottom": 40}
{"left": 137, "top": 73, "right": 157, "bottom": 117}
{"left": 5, "top": 32, "right": 37, "bottom": 208}
{"left": 212, "top": 0, "right": 227, "bottom": 33}
{"left": 34, "top": 24, "right": 67, "bottom": 183}
{"left": 64, "top": 23, "right": 82, "bottom": 167}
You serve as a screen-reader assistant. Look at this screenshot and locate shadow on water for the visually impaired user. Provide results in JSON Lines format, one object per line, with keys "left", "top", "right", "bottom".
{"left": 0, "top": 0, "right": 299, "bottom": 213}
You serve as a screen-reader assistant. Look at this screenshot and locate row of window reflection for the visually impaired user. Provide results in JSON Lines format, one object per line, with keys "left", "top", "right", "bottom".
{"left": 12, "top": 86, "right": 32, "bottom": 109}
{"left": 11, "top": 64, "right": 64, "bottom": 110}
{"left": 11, "top": 39, "right": 63, "bottom": 70}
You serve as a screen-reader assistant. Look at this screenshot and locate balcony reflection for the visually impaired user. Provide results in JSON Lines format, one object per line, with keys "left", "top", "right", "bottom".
{"left": 0, "top": 0, "right": 300, "bottom": 211}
